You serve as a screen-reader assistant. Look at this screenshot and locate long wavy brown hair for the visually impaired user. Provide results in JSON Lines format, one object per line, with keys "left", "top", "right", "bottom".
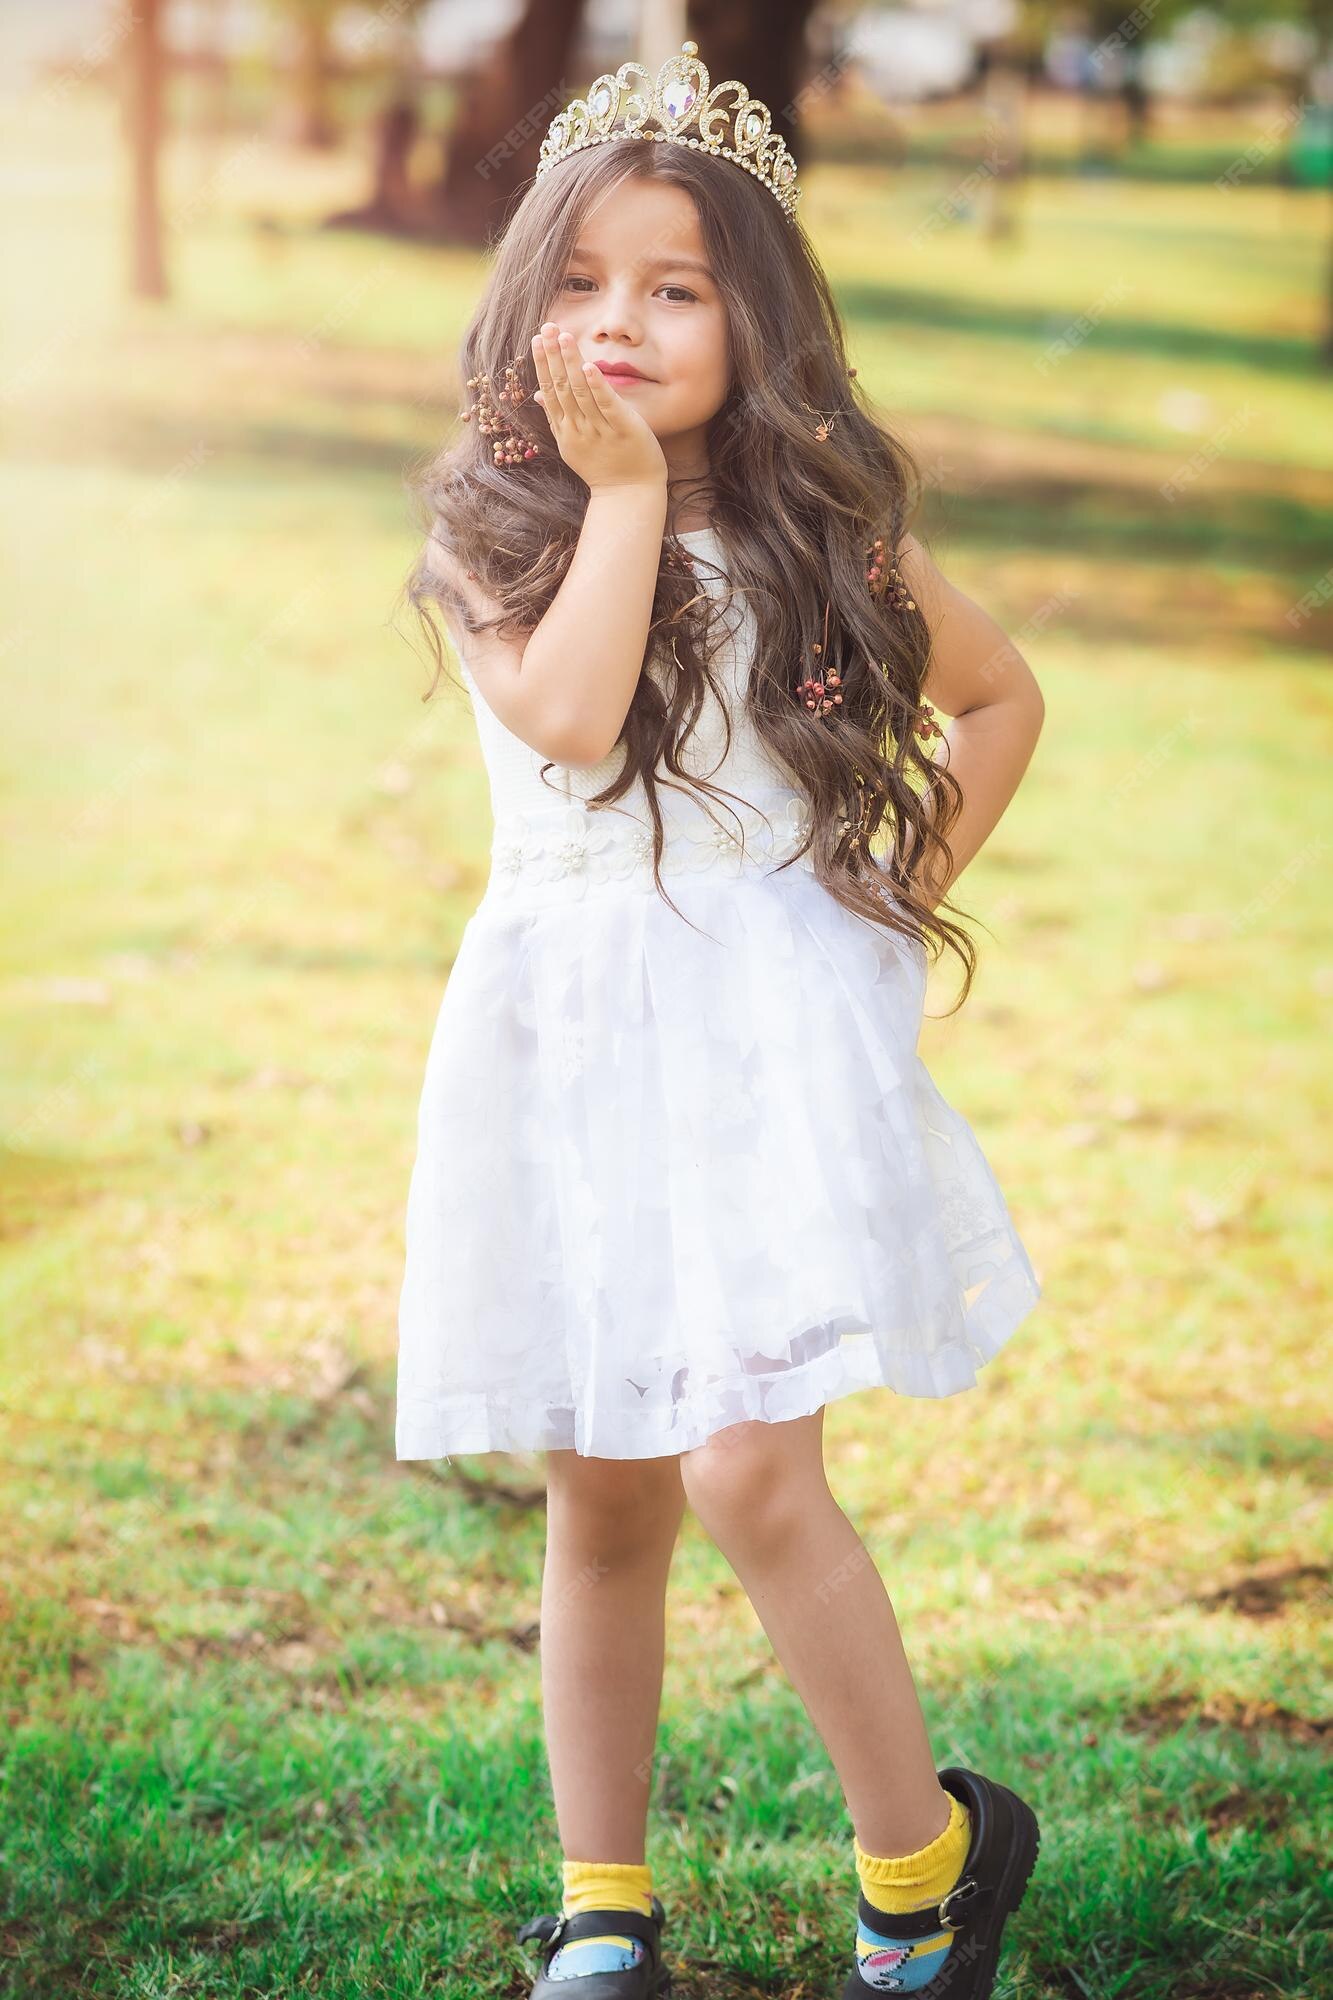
{"left": 401, "top": 138, "right": 980, "bottom": 1010}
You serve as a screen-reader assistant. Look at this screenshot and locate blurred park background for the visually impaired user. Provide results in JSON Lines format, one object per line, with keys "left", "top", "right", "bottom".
{"left": 1, "top": 1, "right": 1330, "bottom": 1994}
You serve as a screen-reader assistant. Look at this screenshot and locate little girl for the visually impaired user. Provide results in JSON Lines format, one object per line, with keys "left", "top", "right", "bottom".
{"left": 395, "top": 41, "right": 1044, "bottom": 2000}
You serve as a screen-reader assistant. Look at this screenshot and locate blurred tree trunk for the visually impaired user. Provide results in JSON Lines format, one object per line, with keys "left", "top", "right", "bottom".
{"left": 683, "top": 0, "right": 815, "bottom": 158}
{"left": 428, "top": 0, "right": 819, "bottom": 246}
{"left": 370, "top": 97, "right": 420, "bottom": 220}
{"left": 289, "top": 8, "right": 337, "bottom": 147}
{"left": 639, "top": 0, "right": 689, "bottom": 66}
{"left": 1121, "top": 57, "right": 1151, "bottom": 148}
{"left": 326, "top": 98, "right": 422, "bottom": 232}
{"left": 322, "top": 0, "right": 432, "bottom": 232}
{"left": 124, "top": 0, "right": 167, "bottom": 298}
{"left": 202, "top": 0, "right": 231, "bottom": 143}
{"left": 430, "top": 0, "right": 585, "bottom": 245}
{"left": 188, "top": 0, "right": 232, "bottom": 226}
{"left": 266, "top": 1, "right": 340, "bottom": 148}
{"left": 976, "top": 41, "right": 1028, "bottom": 243}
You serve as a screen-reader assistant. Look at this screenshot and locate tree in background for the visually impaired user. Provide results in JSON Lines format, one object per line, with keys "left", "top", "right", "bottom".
{"left": 324, "top": 0, "right": 432, "bottom": 233}
{"left": 428, "top": 0, "right": 819, "bottom": 246}
{"left": 116, "top": 0, "right": 1331, "bottom": 352}
{"left": 427, "top": 0, "right": 589, "bottom": 245}
{"left": 265, "top": 0, "right": 341, "bottom": 148}
{"left": 125, "top": 0, "right": 166, "bottom": 298}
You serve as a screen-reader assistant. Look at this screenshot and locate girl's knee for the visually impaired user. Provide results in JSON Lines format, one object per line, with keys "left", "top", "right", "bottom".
{"left": 545, "top": 1448, "right": 684, "bottom": 1549}
{"left": 678, "top": 1418, "right": 826, "bottom": 1543}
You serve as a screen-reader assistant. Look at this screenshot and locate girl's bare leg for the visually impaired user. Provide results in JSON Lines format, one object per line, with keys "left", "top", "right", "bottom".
{"left": 678, "top": 1408, "right": 951, "bottom": 1857}
{"left": 541, "top": 1449, "right": 688, "bottom": 1862}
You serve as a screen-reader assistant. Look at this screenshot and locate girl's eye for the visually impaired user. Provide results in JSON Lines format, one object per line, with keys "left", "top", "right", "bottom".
{"left": 559, "top": 277, "right": 698, "bottom": 304}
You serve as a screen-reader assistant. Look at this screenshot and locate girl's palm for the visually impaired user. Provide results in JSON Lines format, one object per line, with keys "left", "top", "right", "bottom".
{"left": 530, "top": 326, "right": 667, "bottom": 492}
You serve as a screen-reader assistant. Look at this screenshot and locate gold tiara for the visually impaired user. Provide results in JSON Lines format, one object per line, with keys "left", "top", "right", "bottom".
{"left": 536, "top": 39, "right": 801, "bottom": 222}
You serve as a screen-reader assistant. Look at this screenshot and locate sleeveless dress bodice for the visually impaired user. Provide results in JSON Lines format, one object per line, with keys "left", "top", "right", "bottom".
{"left": 395, "top": 522, "right": 1043, "bottom": 1465}
{"left": 458, "top": 526, "right": 817, "bottom": 907}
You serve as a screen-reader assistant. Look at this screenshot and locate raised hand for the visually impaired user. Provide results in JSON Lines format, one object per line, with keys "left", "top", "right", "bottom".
{"left": 530, "top": 322, "right": 667, "bottom": 494}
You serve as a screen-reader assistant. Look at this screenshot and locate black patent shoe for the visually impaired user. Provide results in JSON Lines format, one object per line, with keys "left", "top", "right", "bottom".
{"left": 517, "top": 1894, "right": 672, "bottom": 1999}
{"left": 841, "top": 1767, "right": 1040, "bottom": 1998}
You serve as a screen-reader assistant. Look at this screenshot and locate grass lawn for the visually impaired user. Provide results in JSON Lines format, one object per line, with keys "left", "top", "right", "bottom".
{"left": 1, "top": 88, "right": 1330, "bottom": 1999}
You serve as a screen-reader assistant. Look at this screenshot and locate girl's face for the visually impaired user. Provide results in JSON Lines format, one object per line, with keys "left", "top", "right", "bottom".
{"left": 543, "top": 176, "right": 729, "bottom": 475}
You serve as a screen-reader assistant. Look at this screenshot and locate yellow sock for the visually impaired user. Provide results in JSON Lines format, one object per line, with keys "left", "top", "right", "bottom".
{"left": 561, "top": 1859, "right": 654, "bottom": 1919}
{"left": 854, "top": 1794, "right": 972, "bottom": 1914}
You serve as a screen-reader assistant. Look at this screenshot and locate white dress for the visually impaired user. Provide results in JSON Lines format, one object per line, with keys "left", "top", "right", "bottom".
{"left": 395, "top": 524, "right": 1042, "bottom": 1462}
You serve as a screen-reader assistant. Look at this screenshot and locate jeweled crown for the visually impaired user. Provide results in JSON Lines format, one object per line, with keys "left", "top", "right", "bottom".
{"left": 536, "top": 40, "right": 801, "bottom": 222}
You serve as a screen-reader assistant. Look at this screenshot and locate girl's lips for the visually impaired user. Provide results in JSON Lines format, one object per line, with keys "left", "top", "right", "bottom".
{"left": 595, "top": 363, "right": 653, "bottom": 382}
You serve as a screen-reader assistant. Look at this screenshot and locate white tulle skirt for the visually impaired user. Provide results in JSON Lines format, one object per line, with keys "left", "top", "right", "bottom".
{"left": 395, "top": 827, "right": 1042, "bottom": 1462}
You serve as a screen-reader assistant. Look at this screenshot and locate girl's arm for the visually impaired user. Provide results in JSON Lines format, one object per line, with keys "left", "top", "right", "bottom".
{"left": 428, "top": 329, "right": 671, "bottom": 768}
{"left": 426, "top": 475, "right": 668, "bottom": 769}
{"left": 893, "top": 533, "right": 1045, "bottom": 912}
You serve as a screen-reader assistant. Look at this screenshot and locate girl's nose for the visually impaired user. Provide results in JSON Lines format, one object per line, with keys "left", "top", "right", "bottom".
{"left": 589, "top": 297, "right": 642, "bottom": 344}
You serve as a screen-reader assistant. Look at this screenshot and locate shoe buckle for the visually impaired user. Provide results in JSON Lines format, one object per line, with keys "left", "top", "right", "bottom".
{"left": 517, "top": 1911, "right": 566, "bottom": 1949}
{"left": 937, "top": 1876, "right": 983, "bottom": 1928}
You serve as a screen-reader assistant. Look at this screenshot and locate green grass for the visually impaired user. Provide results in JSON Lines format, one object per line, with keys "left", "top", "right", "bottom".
{"left": 1, "top": 87, "right": 1331, "bottom": 1999}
